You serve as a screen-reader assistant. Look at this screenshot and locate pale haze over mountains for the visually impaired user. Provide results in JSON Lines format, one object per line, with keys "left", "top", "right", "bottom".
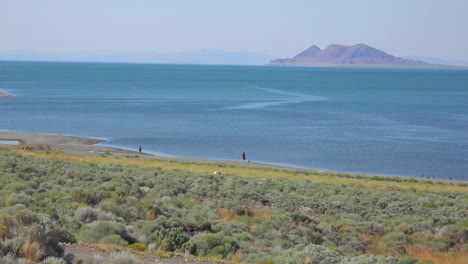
{"left": 1, "top": 1, "right": 468, "bottom": 65}
{"left": 402, "top": 56, "right": 468, "bottom": 67}
{"left": 1, "top": 46, "right": 467, "bottom": 67}
{"left": 0, "top": 49, "right": 274, "bottom": 65}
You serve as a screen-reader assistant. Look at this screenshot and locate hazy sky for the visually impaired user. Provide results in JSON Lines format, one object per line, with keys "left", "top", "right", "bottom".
{"left": 1, "top": 0, "right": 468, "bottom": 60}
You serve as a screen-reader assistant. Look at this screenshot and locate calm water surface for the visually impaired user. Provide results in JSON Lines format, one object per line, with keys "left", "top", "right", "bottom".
{"left": 1, "top": 61, "right": 467, "bottom": 180}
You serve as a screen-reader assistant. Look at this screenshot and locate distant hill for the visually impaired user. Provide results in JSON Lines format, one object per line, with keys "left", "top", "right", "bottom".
{"left": 267, "top": 44, "right": 443, "bottom": 68}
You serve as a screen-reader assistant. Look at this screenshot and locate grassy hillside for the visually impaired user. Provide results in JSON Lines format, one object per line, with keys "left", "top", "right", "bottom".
{"left": 0, "top": 147, "right": 467, "bottom": 263}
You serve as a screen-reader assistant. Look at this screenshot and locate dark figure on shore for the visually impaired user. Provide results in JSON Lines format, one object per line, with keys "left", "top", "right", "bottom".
{"left": 242, "top": 151, "right": 246, "bottom": 161}
{"left": 138, "top": 145, "right": 142, "bottom": 153}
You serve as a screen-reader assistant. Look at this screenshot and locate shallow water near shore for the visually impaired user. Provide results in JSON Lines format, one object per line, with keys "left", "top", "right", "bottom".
{"left": 1, "top": 61, "right": 468, "bottom": 180}
{"left": 0, "top": 140, "right": 20, "bottom": 145}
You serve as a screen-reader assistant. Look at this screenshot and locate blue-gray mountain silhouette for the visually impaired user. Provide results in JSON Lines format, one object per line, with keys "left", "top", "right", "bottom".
{"left": 267, "top": 44, "right": 429, "bottom": 67}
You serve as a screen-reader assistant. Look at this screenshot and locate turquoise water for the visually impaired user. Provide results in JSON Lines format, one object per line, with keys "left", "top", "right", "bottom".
{"left": 1, "top": 61, "right": 468, "bottom": 180}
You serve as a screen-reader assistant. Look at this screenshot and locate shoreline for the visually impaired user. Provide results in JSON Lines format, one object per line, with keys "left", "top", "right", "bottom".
{"left": 0, "top": 131, "right": 302, "bottom": 170}
{"left": 95, "top": 140, "right": 417, "bottom": 180}
{"left": 1, "top": 131, "right": 465, "bottom": 183}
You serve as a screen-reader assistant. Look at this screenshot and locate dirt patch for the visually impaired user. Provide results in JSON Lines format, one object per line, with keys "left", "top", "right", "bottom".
{"left": 64, "top": 243, "right": 218, "bottom": 264}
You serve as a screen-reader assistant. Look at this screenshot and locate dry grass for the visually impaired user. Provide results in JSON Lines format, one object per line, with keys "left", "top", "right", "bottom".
{"left": 219, "top": 208, "right": 231, "bottom": 222}
{"left": 248, "top": 223, "right": 258, "bottom": 233}
{"left": 0, "top": 223, "right": 7, "bottom": 240}
{"left": 145, "top": 211, "right": 156, "bottom": 221}
{"left": 253, "top": 209, "right": 274, "bottom": 220}
{"left": 366, "top": 235, "right": 394, "bottom": 256}
{"left": 366, "top": 235, "right": 468, "bottom": 264}
{"left": 219, "top": 207, "right": 275, "bottom": 223}
{"left": 405, "top": 245, "right": 468, "bottom": 264}
{"left": 22, "top": 240, "right": 44, "bottom": 262}
{"left": 0, "top": 214, "right": 12, "bottom": 240}
{"left": 229, "top": 252, "right": 245, "bottom": 264}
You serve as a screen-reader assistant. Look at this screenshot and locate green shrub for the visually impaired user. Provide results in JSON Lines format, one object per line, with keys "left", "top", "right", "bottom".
{"left": 429, "top": 236, "right": 456, "bottom": 252}
{"left": 100, "top": 234, "right": 128, "bottom": 247}
{"left": 1, "top": 151, "right": 467, "bottom": 262}
{"left": 437, "top": 224, "right": 466, "bottom": 242}
{"left": 189, "top": 232, "right": 239, "bottom": 258}
{"left": 275, "top": 244, "right": 341, "bottom": 264}
{"left": 229, "top": 205, "right": 252, "bottom": 216}
{"left": 382, "top": 232, "right": 412, "bottom": 248}
{"left": 422, "top": 201, "right": 436, "bottom": 208}
{"left": 338, "top": 230, "right": 370, "bottom": 253}
{"left": 128, "top": 242, "right": 146, "bottom": 251}
{"left": 79, "top": 221, "right": 134, "bottom": 244}
{"left": 71, "top": 190, "right": 99, "bottom": 205}
{"left": 74, "top": 207, "right": 97, "bottom": 223}
{"left": 96, "top": 209, "right": 123, "bottom": 223}
{"left": 399, "top": 257, "right": 418, "bottom": 264}
{"left": 148, "top": 227, "right": 188, "bottom": 251}
{"left": 1, "top": 237, "right": 25, "bottom": 256}
{"left": 0, "top": 253, "right": 30, "bottom": 264}
{"left": 0, "top": 208, "right": 65, "bottom": 261}
{"left": 99, "top": 200, "right": 122, "bottom": 216}
{"left": 93, "top": 221, "right": 124, "bottom": 238}
{"left": 5, "top": 193, "right": 34, "bottom": 207}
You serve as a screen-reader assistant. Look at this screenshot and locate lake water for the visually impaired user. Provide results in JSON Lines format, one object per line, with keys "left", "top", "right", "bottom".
{"left": 1, "top": 61, "right": 467, "bottom": 180}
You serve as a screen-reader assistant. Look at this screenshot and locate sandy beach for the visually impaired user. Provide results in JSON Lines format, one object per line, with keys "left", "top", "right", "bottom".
{"left": 0, "top": 131, "right": 301, "bottom": 171}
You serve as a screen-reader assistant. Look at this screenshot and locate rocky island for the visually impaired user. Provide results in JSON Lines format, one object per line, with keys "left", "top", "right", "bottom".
{"left": 267, "top": 43, "right": 447, "bottom": 68}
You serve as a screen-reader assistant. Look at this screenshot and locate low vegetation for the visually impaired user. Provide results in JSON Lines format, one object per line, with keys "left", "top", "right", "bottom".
{"left": 0, "top": 147, "right": 467, "bottom": 263}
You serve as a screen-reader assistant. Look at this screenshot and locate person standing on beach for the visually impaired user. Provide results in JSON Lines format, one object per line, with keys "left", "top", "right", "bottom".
{"left": 139, "top": 145, "right": 142, "bottom": 153}
{"left": 242, "top": 151, "right": 246, "bottom": 161}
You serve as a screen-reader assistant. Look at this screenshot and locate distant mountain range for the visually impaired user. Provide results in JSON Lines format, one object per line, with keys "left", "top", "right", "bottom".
{"left": 267, "top": 44, "right": 461, "bottom": 68}
{"left": 0, "top": 49, "right": 274, "bottom": 65}
{"left": 403, "top": 56, "right": 468, "bottom": 67}
{"left": 2, "top": 46, "right": 467, "bottom": 68}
